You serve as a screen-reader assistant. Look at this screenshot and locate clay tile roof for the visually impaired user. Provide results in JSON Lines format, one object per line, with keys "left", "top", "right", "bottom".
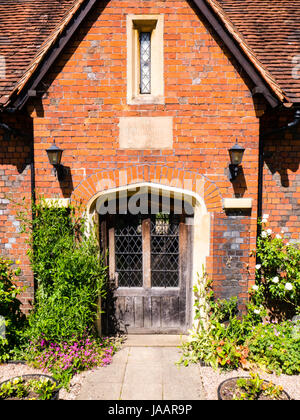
{"left": 0, "top": 0, "right": 300, "bottom": 107}
{"left": 217, "top": 0, "right": 300, "bottom": 103}
{"left": 0, "top": 0, "right": 78, "bottom": 105}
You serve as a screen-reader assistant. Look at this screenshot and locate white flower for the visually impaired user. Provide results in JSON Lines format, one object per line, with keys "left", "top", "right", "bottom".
{"left": 272, "top": 276, "right": 279, "bottom": 284}
{"left": 276, "top": 234, "right": 281, "bottom": 239}
{"left": 285, "top": 283, "right": 293, "bottom": 291}
{"left": 262, "top": 218, "right": 268, "bottom": 224}
{"left": 255, "top": 264, "right": 261, "bottom": 270}
{"left": 252, "top": 285, "right": 259, "bottom": 291}
{"left": 254, "top": 309, "right": 260, "bottom": 315}
{"left": 261, "top": 231, "right": 267, "bottom": 238}
{"left": 267, "top": 229, "right": 272, "bottom": 235}
{"left": 262, "top": 214, "right": 269, "bottom": 220}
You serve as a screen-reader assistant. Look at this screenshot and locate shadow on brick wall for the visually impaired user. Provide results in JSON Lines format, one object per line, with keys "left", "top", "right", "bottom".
{"left": 231, "top": 167, "right": 247, "bottom": 197}
{"left": 57, "top": 165, "right": 74, "bottom": 198}
{"left": 262, "top": 110, "right": 300, "bottom": 188}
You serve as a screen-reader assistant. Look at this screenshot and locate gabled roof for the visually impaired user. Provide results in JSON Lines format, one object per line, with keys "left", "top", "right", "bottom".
{"left": 0, "top": 0, "right": 77, "bottom": 105}
{"left": 0, "top": 0, "right": 298, "bottom": 110}
{"left": 218, "top": 0, "right": 300, "bottom": 103}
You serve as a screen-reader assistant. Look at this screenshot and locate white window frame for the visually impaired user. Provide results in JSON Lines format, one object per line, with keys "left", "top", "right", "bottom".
{"left": 126, "top": 14, "right": 164, "bottom": 105}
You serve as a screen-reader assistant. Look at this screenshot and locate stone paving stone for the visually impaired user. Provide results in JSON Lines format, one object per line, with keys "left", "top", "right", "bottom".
{"left": 161, "top": 347, "right": 183, "bottom": 363}
{"left": 124, "top": 335, "right": 188, "bottom": 347}
{"left": 78, "top": 382, "right": 122, "bottom": 400}
{"left": 163, "top": 364, "right": 201, "bottom": 384}
{"left": 163, "top": 382, "right": 204, "bottom": 400}
{"left": 86, "top": 362, "right": 126, "bottom": 384}
{"left": 110, "top": 347, "right": 130, "bottom": 364}
{"left": 76, "top": 342, "right": 207, "bottom": 400}
{"left": 121, "top": 383, "right": 163, "bottom": 400}
{"left": 123, "top": 363, "right": 163, "bottom": 384}
{"left": 127, "top": 347, "right": 163, "bottom": 364}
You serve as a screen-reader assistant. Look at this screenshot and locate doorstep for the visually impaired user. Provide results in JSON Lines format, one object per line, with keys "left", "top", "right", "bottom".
{"left": 122, "top": 334, "right": 188, "bottom": 347}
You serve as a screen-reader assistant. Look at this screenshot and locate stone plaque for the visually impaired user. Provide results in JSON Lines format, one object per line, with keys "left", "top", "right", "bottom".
{"left": 119, "top": 117, "right": 173, "bottom": 149}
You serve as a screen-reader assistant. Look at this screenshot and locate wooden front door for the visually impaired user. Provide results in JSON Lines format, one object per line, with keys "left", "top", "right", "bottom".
{"left": 100, "top": 210, "right": 192, "bottom": 334}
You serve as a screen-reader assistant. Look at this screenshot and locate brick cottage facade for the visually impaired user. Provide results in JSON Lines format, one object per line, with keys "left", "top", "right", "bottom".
{"left": 0, "top": 0, "right": 300, "bottom": 333}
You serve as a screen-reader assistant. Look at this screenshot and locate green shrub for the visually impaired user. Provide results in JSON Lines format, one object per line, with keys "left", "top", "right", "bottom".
{"left": 18, "top": 199, "right": 107, "bottom": 343}
{"left": 180, "top": 269, "right": 300, "bottom": 374}
{"left": 25, "top": 334, "right": 122, "bottom": 388}
{"left": 12, "top": 198, "right": 119, "bottom": 388}
{"left": 252, "top": 217, "right": 300, "bottom": 318}
{"left": 233, "top": 372, "right": 285, "bottom": 400}
{"left": 246, "top": 320, "right": 300, "bottom": 375}
{"left": 0, "top": 258, "right": 26, "bottom": 362}
{"left": 179, "top": 272, "right": 253, "bottom": 370}
{"left": 0, "top": 377, "right": 59, "bottom": 400}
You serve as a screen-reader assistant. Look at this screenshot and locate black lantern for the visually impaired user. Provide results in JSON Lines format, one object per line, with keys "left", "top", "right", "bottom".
{"left": 46, "top": 141, "right": 63, "bottom": 166}
{"left": 46, "top": 140, "right": 64, "bottom": 179}
{"left": 228, "top": 140, "right": 245, "bottom": 181}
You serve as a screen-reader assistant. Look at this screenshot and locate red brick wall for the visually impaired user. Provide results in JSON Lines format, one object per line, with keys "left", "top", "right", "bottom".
{"left": 0, "top": 113, "right": 34, "bottom": 311}
{"left": 262, "top": 108, "right": 300, "bottom": 242}
{"left": 24, "top": 0, "right": 261, "bottom": 307}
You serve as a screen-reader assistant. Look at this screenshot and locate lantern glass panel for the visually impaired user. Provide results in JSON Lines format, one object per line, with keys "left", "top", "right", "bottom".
{"left": 47, "top": 147, "right": 63, "bottom": 166}
{"left": 230, "top": 149, "right": 244, "bottom": 165}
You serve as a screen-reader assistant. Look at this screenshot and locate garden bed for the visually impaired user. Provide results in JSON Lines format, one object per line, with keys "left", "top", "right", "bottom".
{"left": 199, "top": 366, "right": 300, "bottom": 400}
{"left": 0, "top": 362, "right": 86, "bottom": 400}
{"left": 1, "top": 361, "right": 300, "bottom": 400}
{"left": 0, "top": 374, "right": 60, "bottom": 400}
{"left": 217, "top": 375, "right": 290, "bottom": 400}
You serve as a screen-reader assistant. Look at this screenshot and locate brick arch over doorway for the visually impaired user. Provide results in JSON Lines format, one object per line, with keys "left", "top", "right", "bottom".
{"left": 70, "top": 163, "right": 222, "bottom": 334}
{"left": 70, "top": 164, "right": 223, "bottom": 212}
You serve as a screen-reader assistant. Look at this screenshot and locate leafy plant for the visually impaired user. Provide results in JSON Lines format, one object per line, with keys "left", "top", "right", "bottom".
{"left": 178, "top": 271, "right": 216, "bottom": 367}
{"left": 180, "top": 269, "right": 300, "bottom": 374}
{"left": 0, "top": 378, "right": 27, "bottom": 399}
{"left": 233, "top": 373, "right": 285, "bottom": 400}
{"left": 0, "top": 377, "right": 58, "bottom": 400}
{"left": 179, "top": 271, "right": 252, "bottom": 370}
{"left": 0, "top": 258, "right": 26, "bottom": 362}
{"left": 18, "top": 198, "right": 107, "bottom": 343}
{"left": 252, "top": 216, "right": 300, "bottom": 319}
{"left": 13, "top": 198, "right": 120, "bottom": 388}
{"left": 29, "top": 378, "right": 58, "bottom": 400}
{"left": 24, "top": 333, "right": 122, "bottom": 388}
{"left": 210, "top": 296, "right": 239, "bottom": 323}
{"left": 246, "top": 320, "right": 300, "bottom": 375}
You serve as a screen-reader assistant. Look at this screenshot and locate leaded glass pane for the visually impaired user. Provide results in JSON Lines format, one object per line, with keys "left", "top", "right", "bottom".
{"left": 115, "top": 215, "right": 143, "bottom": 287}
{"left": 151, "top": 214, "right": 180, "bottom": 287}
{"left": 140, "top": 32, "right": 151, "bottom": 94}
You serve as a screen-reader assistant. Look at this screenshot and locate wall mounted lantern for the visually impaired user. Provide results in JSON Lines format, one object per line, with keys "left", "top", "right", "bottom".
{"left": 46, "top": 140, "right": 65, "bottom": 180}
{"left": 228, "top": 140, "right": 245, "bottom": 181}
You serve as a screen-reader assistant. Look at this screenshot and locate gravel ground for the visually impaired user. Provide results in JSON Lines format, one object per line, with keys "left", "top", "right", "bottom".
{"left": 198, "top": 365, "right": 300, "bottom": 400}
{"left": 0, "top": 362, "right": 92, "bottom": 400}
{"left": 1, "top": 360, "right": 299, "bottom": 400}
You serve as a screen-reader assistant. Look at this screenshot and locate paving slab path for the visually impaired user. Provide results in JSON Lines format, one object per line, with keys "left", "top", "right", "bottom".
{"left": 77, "top": 335, "right": 207, "bottom": 400}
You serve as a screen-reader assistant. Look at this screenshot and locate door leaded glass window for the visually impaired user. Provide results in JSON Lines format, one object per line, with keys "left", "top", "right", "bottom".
{"left": 113, "top": 211, "right": 181, "bottom": 289}
{"left": 115, "top": 215, "right": 143, "bottom": 287}
{"left": 139, "top": 32, "right": 151, "bottom": 94}
{"left": 151, "top": 213, "right": 180, "bottom": 287}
